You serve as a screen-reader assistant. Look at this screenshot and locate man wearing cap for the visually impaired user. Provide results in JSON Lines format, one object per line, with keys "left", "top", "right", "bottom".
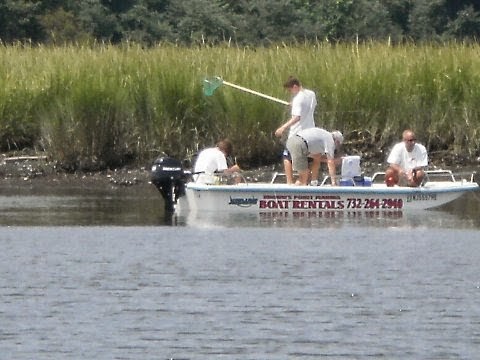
{"left": 286, "top": 128, "right": 344, "bottom": 186}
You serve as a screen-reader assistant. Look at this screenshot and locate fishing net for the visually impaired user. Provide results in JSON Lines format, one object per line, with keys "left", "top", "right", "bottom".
{"left": 203, "top": 77, "right": 223, "bottom": 96}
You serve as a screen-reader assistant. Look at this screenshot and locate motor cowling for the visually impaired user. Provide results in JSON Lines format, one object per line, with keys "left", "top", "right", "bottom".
{"left": 151, "top": 156, "right": 188, "bottom": 212}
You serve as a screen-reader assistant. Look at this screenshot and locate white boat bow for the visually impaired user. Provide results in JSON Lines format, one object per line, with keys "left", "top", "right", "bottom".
{"left": 150, "top": 156, "right": 478, "bottom": 215}
{"left": 177, "top": 170, "right": 478, "bottom": 214}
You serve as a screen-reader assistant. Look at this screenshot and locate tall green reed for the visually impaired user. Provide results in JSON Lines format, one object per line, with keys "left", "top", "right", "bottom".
{"left": 0, "top": 42, "right": 479, "bottom": 170}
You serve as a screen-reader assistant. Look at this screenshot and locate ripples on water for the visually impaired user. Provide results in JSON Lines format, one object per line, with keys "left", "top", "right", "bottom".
{"left": 1, "top": 227, "right": 479, "bottom": 359}
{"left": 1, "top": 181, "right": 479, "bottom": 359}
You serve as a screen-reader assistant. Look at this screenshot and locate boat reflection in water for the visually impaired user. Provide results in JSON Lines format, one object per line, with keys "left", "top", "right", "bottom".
{"left": 171, "top": 193, "right": 480, "bottom": 229}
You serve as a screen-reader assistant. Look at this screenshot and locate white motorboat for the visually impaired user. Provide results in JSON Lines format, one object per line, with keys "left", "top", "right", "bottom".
{"left": 151, "top": 156, "right": 478, "bottom": 215}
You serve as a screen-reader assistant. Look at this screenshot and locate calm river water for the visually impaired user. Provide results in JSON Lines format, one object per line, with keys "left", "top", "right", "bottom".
{"left": 1, "top": 179, "right": 480, "bottom": 359}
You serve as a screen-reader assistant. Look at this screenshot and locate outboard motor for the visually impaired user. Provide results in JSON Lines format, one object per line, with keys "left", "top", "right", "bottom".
{"left": 151, "top": 156, "right": 187, "bottom": 213}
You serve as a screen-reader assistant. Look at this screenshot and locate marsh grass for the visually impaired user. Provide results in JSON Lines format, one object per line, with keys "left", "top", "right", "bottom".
{"left": 0, "top": 42, "right": 479, "bottom": 170}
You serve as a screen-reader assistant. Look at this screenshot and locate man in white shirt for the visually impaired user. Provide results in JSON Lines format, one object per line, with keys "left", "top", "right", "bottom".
{"left": 193, "top": 139, "right": 241, "bottom": 184}
{"left": 286, "top": 128, "right": 343, "bottom": 186}
{"left": 385, "top": 129, "right": 428, "bottom": 187}
{"left": 275, "top": 76, "right": 317, "bottom": 184}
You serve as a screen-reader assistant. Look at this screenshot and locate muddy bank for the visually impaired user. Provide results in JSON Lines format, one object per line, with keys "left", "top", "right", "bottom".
{"left": 1, "top": 150, "right": 478, "bottom": 188}
{"left": 0, "top": 154, "right": 152, "bottom": 189}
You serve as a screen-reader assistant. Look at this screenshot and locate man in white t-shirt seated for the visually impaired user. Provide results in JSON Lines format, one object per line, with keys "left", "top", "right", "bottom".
{"left": 193, "top": 139, "right": 241, "bottom": 184}
{"left": 385, "top": 129, "right": 428, "bottom": 187}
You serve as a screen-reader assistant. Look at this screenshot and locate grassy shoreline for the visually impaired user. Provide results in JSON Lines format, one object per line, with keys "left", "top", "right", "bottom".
{"left": 1, "top": 42, "right": 479, "bottom": 171}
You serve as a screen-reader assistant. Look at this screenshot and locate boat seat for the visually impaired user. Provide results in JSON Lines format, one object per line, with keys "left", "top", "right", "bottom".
{"left": 340, "top": 155, "right": 361, "bottom": 182}
{"left": 341, "top": 155, "right": 361, "bottom": 179}
{"left": 339, "top": 155, "right": 364, "bottom": 186}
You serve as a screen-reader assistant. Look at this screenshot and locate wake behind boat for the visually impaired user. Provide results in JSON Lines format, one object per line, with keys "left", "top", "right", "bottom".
{"left": 150, "top": 156, "right": 478, "bottom": 215}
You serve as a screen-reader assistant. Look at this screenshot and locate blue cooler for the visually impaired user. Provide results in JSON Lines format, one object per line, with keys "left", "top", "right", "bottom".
{"left": 353, "top": 176, "right": 364, "bottom": 186}
{"left": 340, "top": 178, "right": 354, "bottom": 186}
{"left": 352, "top": 176, "right": 373, "bottom": 187}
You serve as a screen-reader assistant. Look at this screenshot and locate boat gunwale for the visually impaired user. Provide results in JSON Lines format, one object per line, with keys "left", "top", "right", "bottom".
{"left": 185, "top": 181, "right": 479, "bottom": 195}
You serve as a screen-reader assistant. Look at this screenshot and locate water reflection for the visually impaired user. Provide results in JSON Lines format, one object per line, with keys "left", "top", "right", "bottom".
{"left": 0, "top": 181, "right": 164, "bottom": 226}
{"left": 167, "top": 192, "right": 480, "bottom": 229}
{"left": 173, "top": 203, "right": 480, "bottom": 229}
{"left": 1, "top": 180, "right": 479, "bottom": 229}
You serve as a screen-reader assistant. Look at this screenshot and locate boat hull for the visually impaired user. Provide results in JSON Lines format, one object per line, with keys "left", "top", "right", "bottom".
{"left": 178, "top": 181, "right": 478, "bottom": 214}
